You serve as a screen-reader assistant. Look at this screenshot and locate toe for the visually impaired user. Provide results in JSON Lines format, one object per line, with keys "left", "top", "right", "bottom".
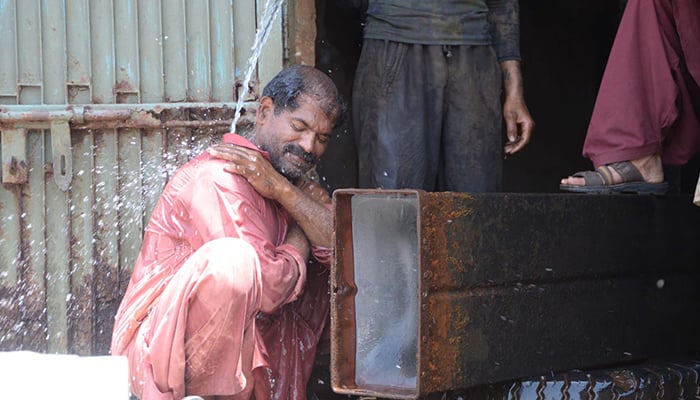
{"left": 561, "top": 176, "right": 585, "bottom": 186}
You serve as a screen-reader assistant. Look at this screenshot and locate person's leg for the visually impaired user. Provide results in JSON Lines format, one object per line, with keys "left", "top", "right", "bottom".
{"left": 440, "top": 45, "right": 503, "bottom": 192}
{"left": 353, "top": 40, "right": 446, "bottom": 190}
{"left": 254, "top": 261, "right": 331, "bottom": 400}
{"left": 663, "top": 0, "right": 700, "bottom": 166}
{"left": 131, "top": 238, "right": 265, "bottom": 400}
{"left": 561, "top": 0, "right": 700, "bottom": 193}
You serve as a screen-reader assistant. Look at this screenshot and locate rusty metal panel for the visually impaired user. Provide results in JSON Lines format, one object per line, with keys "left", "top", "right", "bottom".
{"left": 66, "top": 0, "right": 91, "bottom": 104}
{"left": 137, "top": 0, "right": 164, "bottom": 103}
{"left": 0, "top": 0, "right": 17, "bottom": 104}
{"left": 162, "top": 0, "right": 188, "bottom": 102}
{"left": 16, "top": 0, "right": 42, "bottom": 104}
{"left": 331, "top": 190, "right": 700, "bottom": 399}
{"left": 1, "top": 128, "right": 28, "bottom": 184}
{"left": 114, "top": 0, "right": 140, "bottom": 105}
{"left": 69, "top": 131, "right": 96, "bottom": 355}
{"left": 92, "top": 129, "right": 121, "bottom": 353}
{"left": 210, "top": 0, "right": 234, "bottom": 102}
{"left": 1, "top": 1, "right": 287, "bottom": 105}
{"left": 186, "top": 0, "right": 212, "bottom": 101}
{"left": 21, "top": 130, "right": 48, "bottom": 352}
{"left": 233, "top": 0, "right": 256, "bottom": 97}
{"left": 141, "top": 129, "right": 166, "bottom": 227}
{"left": 45, "top": 137, "right": 71, "bottom": 353}
{"left": 41, "top": 0, "right": 68, "bottom": 104}
{"left": 257, "top": 0, "right": 284, "bottom": 89}
{"left": 117, "top": 128, "right": 144, "bottom": 297}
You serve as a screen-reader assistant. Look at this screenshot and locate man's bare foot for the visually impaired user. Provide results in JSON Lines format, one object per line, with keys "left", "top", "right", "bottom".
{"left": 560, "top": 154, "right": 664, "bottom": 186}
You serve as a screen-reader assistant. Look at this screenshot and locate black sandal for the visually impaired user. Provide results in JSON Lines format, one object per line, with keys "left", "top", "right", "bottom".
{"left": 560, "top": 161, "right": 668, "bottom": 195}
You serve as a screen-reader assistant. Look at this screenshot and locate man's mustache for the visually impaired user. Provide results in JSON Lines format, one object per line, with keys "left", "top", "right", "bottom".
{"left": 283, "top": 143, "right": 316, "bottom": 164}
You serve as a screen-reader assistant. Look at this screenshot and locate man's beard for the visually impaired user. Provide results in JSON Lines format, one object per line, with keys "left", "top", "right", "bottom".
{"left": 272, "top": 143, "right": 316, "bottom": 181}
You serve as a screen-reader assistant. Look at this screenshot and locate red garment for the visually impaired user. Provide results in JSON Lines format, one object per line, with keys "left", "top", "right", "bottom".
{"left": 582, "top": 0, "right": 700, "bottom": 167}
{"left": 110, "top": 134, "right": 331, "bottom": 400}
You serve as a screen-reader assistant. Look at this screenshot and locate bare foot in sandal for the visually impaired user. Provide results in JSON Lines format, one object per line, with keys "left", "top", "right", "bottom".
{"left": 560, "top": 154, "right": 668, "bottom": 195}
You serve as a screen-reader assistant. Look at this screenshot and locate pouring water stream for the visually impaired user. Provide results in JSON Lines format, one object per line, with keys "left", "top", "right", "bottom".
{"left": 231, "top": 0, "right": 285, "bottom": 133}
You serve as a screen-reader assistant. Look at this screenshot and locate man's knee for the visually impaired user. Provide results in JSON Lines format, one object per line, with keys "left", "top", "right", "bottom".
{"left": 192, "top": 238, "right": 261, "bottom": 296}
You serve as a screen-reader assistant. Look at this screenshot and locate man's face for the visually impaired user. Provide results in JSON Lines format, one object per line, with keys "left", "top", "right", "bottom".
{"left": 254, "top": 96, "right": 334, "bottom": 181}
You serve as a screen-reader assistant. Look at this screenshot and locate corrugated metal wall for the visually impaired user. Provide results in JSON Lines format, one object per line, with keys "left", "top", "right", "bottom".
{"left": 0, "top": 0, "right": 288, "bottom": 355}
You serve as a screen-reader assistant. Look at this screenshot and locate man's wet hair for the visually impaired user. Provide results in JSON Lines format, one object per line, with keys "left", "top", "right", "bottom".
{"left": 262, "top": 65, "right": 347, "bottom": 129}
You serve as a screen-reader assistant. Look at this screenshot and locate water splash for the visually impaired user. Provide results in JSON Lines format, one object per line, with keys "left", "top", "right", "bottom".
{"left": 231, "top": 0, "right": 285, "bottom": 133}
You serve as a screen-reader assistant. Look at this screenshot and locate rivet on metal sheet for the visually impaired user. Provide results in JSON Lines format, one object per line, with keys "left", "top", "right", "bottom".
{"left": 1, "top": 128, "right": 28, "bottom": 184}
{"left": 50, "top": 120, "right": 73, "bottom": 191}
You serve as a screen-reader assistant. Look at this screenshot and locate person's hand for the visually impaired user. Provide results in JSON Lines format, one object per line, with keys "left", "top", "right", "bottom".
{"left": 503, "top": 96, "right": 534, "bottom": 154}
{"left": 499, "top": 60, "right": 535, "bottom": 155}
{"left": 208, "top": 143, "right": 287, "bottom": 200}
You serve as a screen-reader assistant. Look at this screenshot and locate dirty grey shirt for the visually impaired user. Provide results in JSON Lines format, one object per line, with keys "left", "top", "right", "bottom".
{"left": 363, "top": 0, "right": 520, "bottom": 61}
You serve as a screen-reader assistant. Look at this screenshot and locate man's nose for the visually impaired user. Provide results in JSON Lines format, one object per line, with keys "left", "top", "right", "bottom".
{"left": 298, "top": 132, "right": 315, "bottom": 154}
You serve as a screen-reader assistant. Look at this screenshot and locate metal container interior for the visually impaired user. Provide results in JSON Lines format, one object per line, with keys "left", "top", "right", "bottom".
{"left": 331, "top": 189, "right": 423, "bottom": 399}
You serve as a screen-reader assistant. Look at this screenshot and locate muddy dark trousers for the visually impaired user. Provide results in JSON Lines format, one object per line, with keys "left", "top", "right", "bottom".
{"left": 353, "top": 39, "right": 503, "bottom": 192}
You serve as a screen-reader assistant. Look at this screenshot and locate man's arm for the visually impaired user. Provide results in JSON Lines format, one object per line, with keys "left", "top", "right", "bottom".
{"left": 208, "top": 143, "right": 333, "bottom": 248}
{"left": 501, "top": 59, "right": 534, "bottom": 154}
{"left": 487, "top": 0, "right": 535, "bottom": 154}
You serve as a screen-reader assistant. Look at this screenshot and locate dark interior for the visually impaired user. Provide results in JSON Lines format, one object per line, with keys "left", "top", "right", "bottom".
{"left": 314, "top": 0, "right": 700, "bottom": 194}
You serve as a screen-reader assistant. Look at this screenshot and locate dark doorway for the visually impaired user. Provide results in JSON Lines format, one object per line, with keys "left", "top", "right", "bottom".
{"left": 315, "top": 0, "right": 699, "bottom": 194}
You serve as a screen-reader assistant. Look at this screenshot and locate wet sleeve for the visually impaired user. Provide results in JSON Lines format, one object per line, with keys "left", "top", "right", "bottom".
{"left": 487, "top": 0, "right": 521, "bottom": 62}
{"left": 181, "top": 163, "right": 307, "bottom": 311}
{"left": 310, "top": 203, "right": 333, "bottom": 267}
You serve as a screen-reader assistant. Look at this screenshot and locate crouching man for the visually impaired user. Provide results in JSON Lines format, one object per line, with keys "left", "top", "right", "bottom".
{"left": 111, "top": 65, "right": 346, "bottom": 400}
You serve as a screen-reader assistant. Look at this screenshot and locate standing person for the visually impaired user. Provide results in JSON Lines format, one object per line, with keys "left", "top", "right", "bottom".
{"left": 353, "top": 0, "right": 534, "bottom": 192}
{"left": 110, "top": 65, "right": 346, "bottom": 400}
{"left": 560, "top": 0, "right": 700, "bottom": 196}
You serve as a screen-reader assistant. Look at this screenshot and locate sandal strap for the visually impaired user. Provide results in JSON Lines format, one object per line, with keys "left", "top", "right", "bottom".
{"left": 606, "top": 161, "right": 644, "bottom": 183}
{"left": 571, "top": 170, "right": 605, "bottom": 186}
{"left": 571, "top": 161, "right": 644, "bottom": 187}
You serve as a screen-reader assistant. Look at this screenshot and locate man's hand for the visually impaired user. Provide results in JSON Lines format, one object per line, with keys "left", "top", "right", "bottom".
{"left": 209, "top": 142, "right": 333, "bottom": 248}
{"left": 209, "top": 143, "right": 287, "bottom": 201}
{"left": 500, "top": 60, "right": 535, "bottom": 154}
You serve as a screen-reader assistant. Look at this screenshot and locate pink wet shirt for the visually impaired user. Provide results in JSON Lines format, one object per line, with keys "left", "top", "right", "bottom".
{"left": 110, "top": 133, "right": 331, "bottom": 394}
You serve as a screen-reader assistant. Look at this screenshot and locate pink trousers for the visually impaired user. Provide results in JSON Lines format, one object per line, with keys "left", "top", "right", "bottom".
{"left": 127, "top": 238, "right": 264, "bottom": 400}
{"left": 125, "top": 238, "right": 330, "bottom": 400}
{"left": 582, "top": 0, "right": 700, "bottom": 167}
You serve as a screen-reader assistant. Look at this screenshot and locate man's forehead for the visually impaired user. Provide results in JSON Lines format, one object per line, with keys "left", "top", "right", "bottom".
{"left": 286, "top": 98, "right": 334, "bottom": 131}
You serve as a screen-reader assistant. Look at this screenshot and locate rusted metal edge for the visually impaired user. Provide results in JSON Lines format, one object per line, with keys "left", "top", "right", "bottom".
{"left": 0, "top": 101, "right": 258, "bottom": 130}
{"left": 331, "top": 189, "right": 425, "bottom": 400}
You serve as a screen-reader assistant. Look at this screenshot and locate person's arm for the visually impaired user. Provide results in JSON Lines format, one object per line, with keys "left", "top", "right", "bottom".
{"left": 182, "top": 161, "right": 311, "bottom": 311}
{"left": 487, "top": 0, "right": 535, "bottom": 154}
{"left": 208, "top": 143, "right": 333, "bottom": 248}
{"left": 501, "top": 59, "right": 534, "bottom": 154}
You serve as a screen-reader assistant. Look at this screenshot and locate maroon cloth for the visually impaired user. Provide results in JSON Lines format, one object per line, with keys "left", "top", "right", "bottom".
{"left": 582, "top": 0, "right": 700, "bottom": 167}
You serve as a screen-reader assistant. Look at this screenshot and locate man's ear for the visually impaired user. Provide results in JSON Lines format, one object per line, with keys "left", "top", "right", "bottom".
{"left": 256, "top": 96, "right": 274, "bottom": 126}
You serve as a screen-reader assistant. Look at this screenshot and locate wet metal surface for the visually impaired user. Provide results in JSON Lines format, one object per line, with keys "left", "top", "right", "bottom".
{"left": 331, "top": 190, "right": 700, "bottom": 399}
{"left": 454, "top": 357, "right": 700, "bottom": 399}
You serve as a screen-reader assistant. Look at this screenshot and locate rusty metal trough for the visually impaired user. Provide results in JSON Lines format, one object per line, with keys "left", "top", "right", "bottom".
{"left": 330, "top": 190, "right": 700, "bottom": 399}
